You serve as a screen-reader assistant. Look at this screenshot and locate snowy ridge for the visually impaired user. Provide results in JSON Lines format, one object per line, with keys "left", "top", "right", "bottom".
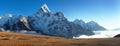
{"left": 74, "top": 19, "right": 88, "bottom": 29}
{"left": 74, "top": 19, "right": 106, "bottom": 31}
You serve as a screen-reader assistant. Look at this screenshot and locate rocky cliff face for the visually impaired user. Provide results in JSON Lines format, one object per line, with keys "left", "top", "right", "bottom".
{"left": 3, "top": 15, "right": 31, "bottom": 32}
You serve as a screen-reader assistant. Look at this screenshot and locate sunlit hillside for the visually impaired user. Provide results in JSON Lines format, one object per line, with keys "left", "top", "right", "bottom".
{"left": 0, "top": 32, "right": 119, "bottom": 46}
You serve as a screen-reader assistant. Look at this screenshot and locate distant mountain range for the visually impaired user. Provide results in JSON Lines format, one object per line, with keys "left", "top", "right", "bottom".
{"left": 0, "top": 4, "right": 106, "bottom": 38}
{"left": 112, "top": 28, "right": 120, "bottom": 31}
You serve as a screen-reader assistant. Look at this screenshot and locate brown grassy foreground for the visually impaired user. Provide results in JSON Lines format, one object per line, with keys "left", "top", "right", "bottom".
{"left": 0, "top": 32, "right": 119, "bottom": 46}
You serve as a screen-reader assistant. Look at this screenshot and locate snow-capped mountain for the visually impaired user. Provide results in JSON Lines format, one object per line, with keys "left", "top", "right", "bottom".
{"left": 0, "top": 14, "right": 12, "bottom": 28}
{"left": 0, "top": 4, "right": 106, "bottom": 38}
{"left": 74, "top": 19, "right": 106, "bottom": 31}
{"left": 87, "top": 21, "right": 106, "bottom": 31}
{"left": 28, "top": 11, "right": 73, "bottom": 38}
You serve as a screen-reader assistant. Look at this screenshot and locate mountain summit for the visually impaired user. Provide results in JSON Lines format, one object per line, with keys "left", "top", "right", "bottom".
{"left": 35, "top": 4, "right": 51, "bottom": 15}
{"left": 0, "top": 4, "right": 106, "bottom": 38}
{"left": 41, "top": 4, "right": 51, "bottom": 13}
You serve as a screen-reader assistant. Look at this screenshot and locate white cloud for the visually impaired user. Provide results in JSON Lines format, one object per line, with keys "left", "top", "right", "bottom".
{"left": 73, "top": 30, "right": 120, "bottom": 39}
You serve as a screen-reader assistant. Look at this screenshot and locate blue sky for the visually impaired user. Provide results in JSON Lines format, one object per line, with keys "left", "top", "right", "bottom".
{"left": 0, "top": 0, "right": 120, "bottom": 29}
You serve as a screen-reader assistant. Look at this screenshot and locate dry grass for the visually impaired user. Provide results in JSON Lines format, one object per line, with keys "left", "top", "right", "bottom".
{"left": 0, "top": 32, "right": 119, "bottom": 46}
